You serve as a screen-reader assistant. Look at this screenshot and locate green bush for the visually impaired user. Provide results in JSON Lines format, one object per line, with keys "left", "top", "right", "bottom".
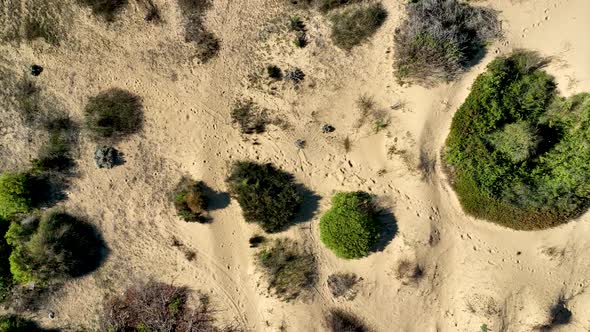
{"left": 227, "top": 161, "right": 302, "bottom": 233}
{"left": 76, "top": 0, "right": 128, "bottom": 21}
{"left": 330, "top": 3, "right": 387, "bottom": 49}
{"left": 6, "top": 211, "right": 105, "bottom": 283}
{"left": 0, "top": 315, "right": 47, "bottom": 332}
{"left": 394, "top": 0, "right": 501, "bottom": 85}
{"left": 257, "top": 239, "right": 316, "bottom": 301}
{"left": 0, "top": 218, "right": 13, "bottom": 302}
{"left": 445, "top": 51, "right": 590, "bottom": 229}
{"left": 84, "top": 88, "right": 143, "bottom": 141}
{"left": 319, "top": 192, "right": 380, "bottom": 259}
{"left": 0, "top": 173, "right": 32, "bottom": 220}
{"left": 172, "top": 177, "right": 208, "bottom": 222}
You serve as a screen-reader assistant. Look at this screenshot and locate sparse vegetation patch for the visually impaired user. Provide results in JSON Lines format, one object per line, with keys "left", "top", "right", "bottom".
{"left": 257, "top": 239, "right": 317, "bottom": 301}
{"left": 327, "top": 272, "right": 360, "bottom": 300}
{"left": 330, "top": 3, "right": 387, "bottom": 49}
{"left": 177, "top": 0, "right": 221, "bottom": 63}
{"left": 76, "top": 0, "right": 128, "bottom": 21}
{"left": 230, "top": 100, "right": 268, "bottom": 134}
{"left": 320, "top": 192, "right": 380, "bottom": 259}
{"left": 325, "top": 309, "right": 371, "bottom": 332}
{"left": 227, "top": 161, "right": 302, "bottom": 233}
{"left": 445, "top": 51, "right": 590, "bottom": 229}
{"left": 394, "top": 0, "right": 501, "bottom": 84}
{"left": 84, "top": 88, "right": 143, "bottom": 141}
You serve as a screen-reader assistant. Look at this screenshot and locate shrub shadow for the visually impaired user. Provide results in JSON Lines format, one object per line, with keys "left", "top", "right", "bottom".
{"left": 60, "top": 214, "right": 110, "bottom": 278}
{"left": 201, "top": 183, "right": 230, "bottom": 211}
{"left": 29, "top": 173, "right": 69, "bottom": 209}
{"left": 373, "top": 209, "right": 398, "bottom": 253}
{"left": 292, "top": 184, "right": 321, "bottom": 226}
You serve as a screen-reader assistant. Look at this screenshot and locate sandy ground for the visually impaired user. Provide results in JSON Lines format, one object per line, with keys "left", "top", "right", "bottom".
{"left": 1, "top": 0, "right": 590, "bottom": 331}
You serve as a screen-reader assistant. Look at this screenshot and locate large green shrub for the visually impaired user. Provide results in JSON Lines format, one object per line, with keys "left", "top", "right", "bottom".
{"left": 445, "top": 51, "right": 590, "bottom": 229}
{"left": 6, "top": 212, "right": 105, "bottom": 283}
{"left": 84, "top": 88, "right": 143, "bottom": 141}
{"left": 0, "top": 173, "right": 32, "bottom": 219}
{"left": 320, "top": 192, "right": 380, "bottom": 259}
{"left": 394, "top": 0, "right": 501, "bottom": 84}
{"left": 227, "top": 161, "right": 302, "bottom": 233}
{"left": 330, "top": 3, "right": 387, "bottom": 49}
{"left": 257, "top": 239, "right": 316, "bottom": 301}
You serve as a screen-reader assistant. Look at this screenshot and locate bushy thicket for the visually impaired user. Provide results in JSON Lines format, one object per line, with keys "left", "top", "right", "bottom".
{"left": 100, "top": 280, "right": 241, "bottom": 332}
{"left": 227, "top": 161, "right": 302, "bottom": 233}
{"left": 0, "top": 315, "right": 53, "bottom": 332}
{"left": 330, "top": 3, "right": 387, "bottom": 49}
{"left": 84, "top": 88, "right": 143, "bottom": 141}
{"left": 5, "top": 212, "right": 105, "bottom": 283}
{"left": 324, "top": 309, "right": 371, "bottom": 332}
{"left": 76, "top": 0, "right": 128, "bottom": 21}
{"left": 0, "top": 174, "right": 32, "bottom": 220}
{"left": 394, "top": 0, "right": 501, "bottom": 85}
{"left": 257, "top": 239, "right": 316, "bottom": 301}
{"left": 172, "top": 177, "right": 208, "bottom": 222}
{"left": 320, "top": 192, "right": 380, "bottom": 259}
{"left": 445, "top": 51, "right": 590, "bottom": 229}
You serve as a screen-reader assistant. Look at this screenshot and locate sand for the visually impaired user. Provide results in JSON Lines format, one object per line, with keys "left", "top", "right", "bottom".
{"left": 0, "top": 0, "right": 589, "bottom": 330}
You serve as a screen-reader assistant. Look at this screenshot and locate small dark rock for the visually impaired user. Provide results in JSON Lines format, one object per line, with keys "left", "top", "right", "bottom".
{"left": 321, "top": 124, "right": 335, "bottom": 133}
{"left": 31, "top": 65, "right": 43, "bottom": 76}
{"left": 295, "top": 139, "right": 306, "bottom": 149}
{"left": 285, "top": 67, "right": 305, "bottom": 83}
{"left": 249, "top": 235, "right": 265, "bottom": 248}
{"left": 94, "top": 146, "right": 123, "bottom": 169}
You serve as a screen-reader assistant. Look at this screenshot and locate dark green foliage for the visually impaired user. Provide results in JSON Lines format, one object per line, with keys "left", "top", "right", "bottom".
{"left": 0, "top": 173, "right": 32, "bottom": 220}
{"left": 267, "top": 65, "right": 283, "bottom": 80}
{"left": 257, "top": 239, "right": 316, "bottom": 301}
{"left": 319, "top": 192, "right": 380, "bottom": 259}
{"left": 5, "top": 211, "right": 105, "bottom": 283}
{"left": 330, "top": 3, "right": 387, "bottom": 49}
{"left": 84, "top": 88, "right": 143, "bottom": 141}
{"left": 76, "top": 0, "right": 128, "bottom": 21}
{"left": 324, "top": 309, "right": 371, "bottom": 332}
{"left": 394, "top": 0, "right": 501, "bottom": 85}
{"left": 172, "top": 177, "right": 208, "bottom": 223}
{"left": 227, "top": 161, "right": 302, "bottom": 233}
{"left": 0, "top": 315, "right": 49, "bottom": 332}
{"left": 100, "top": 280, "right": 230, "bottom": 331}
{"left": 445, "top": 51, "right": 590, "bottom": 229}
{"left": 230, "top": 100, "right": 268, "bottom": 134}
{"left": 0, "top": 218, "right": 13, "bottom": 302}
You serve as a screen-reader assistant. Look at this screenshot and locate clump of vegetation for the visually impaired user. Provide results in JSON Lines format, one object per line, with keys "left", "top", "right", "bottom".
{"left": 0, "top": 173, "right": 32, "bottom": 220}
{"left": 177, "top": 0, "right": 221, "bottom": 63}
{"left": 14, "top": 78, "right": 40, "bottom": 125}
{"left": 227, "top": 161, "right": 302, "bottom": 233}
{"left": 320, "top": 192, "right": 380, "bottom": 259}
{"left": 84, "top": 88, "right": 143, "bottom": 141}
{"left": 23, "top": 17, "right": 60, "bottom": 46}
{"left": 395, "top": 259, "right": 423, "bottom": 284}
{"left": 249, "top": 235, "right": 265, "bottom": 248}
{"left": 172, "top": 177, "right": 208, "bottom": 223}
{"left": 445, "top": 51, "right": 590, "bottom": 229}
{"left": 6, "top": 211, "right": 105, "bottom": 283}
{"left": 267, "top": 65, "right": 283, "bottom": 80}
{"left": 32, "top": 117, "right": 77, "bottom": 174}
{"left": 324, "top": 309, "right": 371, "bottom": 332}
{"left": 76, "top": 0, "right": 128, "bottom": 21}
{"left": 394, "top": 0, "right": 501, "bottom": 85}
{"left": 327, "top": 272, "right": 360, "bottom": 300}
{"left": 330, "top": 3, "right": 387, "bottom": 49}
{"left": 100, "top": 280, "right": 236, "bottom": 331}
{"left": 0, "top": 315, "right": 52, "bottom": 331}
{"left": 257, "top": 239, "right": 316, "bottom": 301}
{"left": 230, "top": 100, "right": 268, "bottom": 134}
{"left": 319, "top": 0, "right": 364, "bottom": 12}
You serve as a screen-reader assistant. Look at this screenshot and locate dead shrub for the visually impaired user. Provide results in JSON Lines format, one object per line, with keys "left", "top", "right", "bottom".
{"left": 230, "top": 100, "right": 268, "bottom": 134}
{"left": 395, "top": 259, "right": 423, "bottom": 284}
{"left": 327, "top": 272, "right": 360, "bottom": 300}
{"left": 324, "top": 308, "right": 372, "bottom": 332}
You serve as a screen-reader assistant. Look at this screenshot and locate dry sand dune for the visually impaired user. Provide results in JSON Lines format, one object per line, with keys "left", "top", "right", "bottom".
{"left": 0, "top": 0, "right": 589, "bottom": 331}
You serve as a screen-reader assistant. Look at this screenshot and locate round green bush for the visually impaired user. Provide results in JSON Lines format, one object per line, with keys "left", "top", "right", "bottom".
{"left": 84, "top": 88, "right": 143, "bottom": 141}
{"left": 6, "top": 211, "right": 105, "bottom": 283}
{"left": 227, "top": 161, "right": 302, "bottom": 233}
{"left": 0, "top": 173, "right": 32, "bottom": 219}
{"left": 320, "top": 192, "right": 380, "bottom": 259}
{"left": 445, "top": 51, "right": 590, "bottom": 229}
{"left": 172, "top": 177, "right": 208, "bottom": 223}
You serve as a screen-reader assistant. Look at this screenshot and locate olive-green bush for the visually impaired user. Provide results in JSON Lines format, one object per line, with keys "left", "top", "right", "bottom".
{"left": 330, "top": 3, "right": 387, "bottom": 49}
{"left": 172, "top": 177, "right": 208, "bottom": 223}
{"left": 319, "top": 192, "right": 380, "bottom": 259}
{"left": 6, "top": 212, "right": 105, "bottom": 283}
{"left": 227, "top": 161, "right": 302, "bottom": 233}
{"left": 84, "top": 88, "right": 143, "bottom": 141}
{"left": 445, "top": 50, "right": 590, "bottom": 229}
{"left": 0, "top": 173, "right": 32, "bottom": 219}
